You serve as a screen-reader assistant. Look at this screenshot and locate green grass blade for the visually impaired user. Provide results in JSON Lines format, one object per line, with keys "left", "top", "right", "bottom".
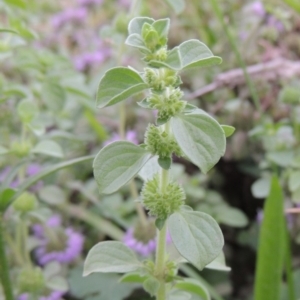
{"left": 254, "top": 175, "right": 285, "bottom": 300}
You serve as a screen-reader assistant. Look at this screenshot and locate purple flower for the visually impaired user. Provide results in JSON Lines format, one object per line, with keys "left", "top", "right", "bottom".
{"left": 249, "top": 1, "right": 265, "bottom": 17}
{"left": 51, "top": 7, "right": 88, "bottom": 29}
{"left": 33, "top": 215, "right": 84, "bottom": 265}
{"left": 266, "top": 15, "right": 284, "bottom": 32}
{"left": 0, "top": 164, "right": 43, "bottom": 191}
{"left": 104, "top": 130, "right": 138, "bottom": 146}
{"left": 123, "top": 226, "right": 172, "bottom": 257}
{"left": 73, "top": 49, "right": 111, "bottom": 71}
{"left": 123, "top": 228, "right": 156, "bottom": 256}
{"left": 18, "top": 290, "right": 65, "bottom": 300}
{"left": 78, "top": 0, "right": 103, "bottom": 6}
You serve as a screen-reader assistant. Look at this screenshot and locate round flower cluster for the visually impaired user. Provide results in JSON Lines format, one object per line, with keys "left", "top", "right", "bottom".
{"left": 145, "top": 124, "right": 182, "bottom": 159}
{"left": 33, "top": 215, "right": 84, "bottom": 265}
{"left": 142, "top": 174, "right": 185, "bottom": 220}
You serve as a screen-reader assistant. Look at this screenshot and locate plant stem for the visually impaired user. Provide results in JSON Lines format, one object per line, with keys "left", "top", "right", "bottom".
{"left": 155, "top": 122, "right": 170, "bottom": 300}
{"left": 0, "top": 214, "right": 14, "bottom": 300}
{"left": 129, "top": 180, "right": 148, "bottom": 228}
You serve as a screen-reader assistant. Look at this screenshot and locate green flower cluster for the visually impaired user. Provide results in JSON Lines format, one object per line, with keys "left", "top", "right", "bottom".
{"left": 142, "top": 174, "right": 185, "bottom": 220}
{"left": 144, "top": 68, "right": 181, "bottom": 91}
{"left": 145, "top": 124, "right": 182, "bottom": 159}
{"left": 17, "top": 267, "right": 45, "bottom": 294}
{"left": 148, "top": 88, "right": 186, "bottom": 121}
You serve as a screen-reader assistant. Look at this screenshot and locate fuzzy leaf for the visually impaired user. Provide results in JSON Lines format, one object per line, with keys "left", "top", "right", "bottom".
{"left": 171, "top": 110, "right": 226, "bottom": 173}
{"left": 143, "top": 277, "right": 160, "bottom": 297}
{"left": 165, "top": 0, "right": 186, "bottom": 14}
{"left": 32, "top": 140, "right": 64, "bottom": 158}
{"left": 179, "top": 40, "right": 222, "bottom": 70}
{"left": 251, "top": 177, "right": 271, "bottom": 199}
{"left": 96, "top": 67, "right": 149, "bottom": 108}
{"left": 125, "top": 34, "right": 150, "bottom": 52}
{"left": 168, "top": 210, "right": 224, "bottom": 270}
{"left": 175, "top": 278, "right": 210, "bottom": 300}
{"left": 221, "top": 125, "right": 235, "bottom": 137}
{"left": 83, "top": 241, "right": 141, "bottom": 276}
{"left": 17, "top": 99, "right": 38, "bottom": 123}
{"left": 205, "top": 251, "right": 231, "bottom": 272}
{"left": 152, "top": 19, "right": 170, "bottom": 39}
{"left": 128, "top": 17, "right": 154, "bottom": 35}
{"left": 93, "top": 141, "right": 151, "bottom": 194}
{"left": 119, "top": 273, "right": 147, "bottom": 283}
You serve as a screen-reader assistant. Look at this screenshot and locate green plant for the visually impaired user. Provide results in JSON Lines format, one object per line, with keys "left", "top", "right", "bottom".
{"left": 84, "top": 16, "right": 234, "bottom": 300}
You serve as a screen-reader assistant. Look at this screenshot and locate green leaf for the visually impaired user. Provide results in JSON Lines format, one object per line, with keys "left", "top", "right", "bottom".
{"left": 42, "top": 81, "right": 66, "bottom": 112}
{"left": 69, "top": 266, "right": 134, "bottom": 300}
{"left": 152, "top": 19, "right": 170, "bottom": 39}
{"left": 171, "top": 110, "right": 226, "bottom": 173}
{"left": 221, "top": 125, "right": 235, "bottom": 137}
{"left": 0, "top": 145, "right": 9, "bottom": 155}
{"left": 267, "top": 151, "right": 294, "bottom": 167}
{"left": 17, "top": 99, "right": 38, "bottom": 123}
{"left": 96, "top": 67, "right": 149, "bottom": 108}
{"left": 288, "top": 171, "right": 300, "bottom": 192}
{"left": 165, "top": 0, "right": 186, "bottom": 14}
{"left": 93, "top": 141, "right": 151, "bottom": 194}
{"left": 143, "top": 277, "right": 160, "bottom": 296}
{"left": 83, "top": 241, "right": 141, "bottom": 276}
{"left": 214, "top": 206, "right": 248, "bottom": 228}
{"left": 119, "top": 273, "right": 147, "bottom": 283}
{"left": 0, "top": 28, "right": 19, "bottom": 35}
{"left": 205, "top": 252, "right": 231, "bottom": 272}
{"left": 32, "top": 140, "right": 64, "bottom": 158}
{"left": 125, "top": 34, "right": 150, "bottom": 53}
{"left": 158, "top": 156, "right": 171, "bottom": 170}
{"left": 0, "top": 189, "right": 16, "bottom": 212}
{"left": 38, "top": 185, "right": 66, "bottom": 205}
{"left": 138, "top": 156, "right": 160, "bottom": 182}
{"left": 149, "top": 47, "right": 181, "bottom": 70}
{"left": 175, "top": 278, "right": 210, "bottom": 300}
{"left": 168, "top": 210, "right": 224, "bottom": 270}
{"left": 179, "top": 40, "right": 222, "bottom": 70}
{"left": 168, "top": 290, "right": 192, "bottom": 300}
{"left": 251, "top": 177, "right": 271, "bottom": 199}
{"left": 4, "top": 156, "right": 93, "bottom": 211}
{"left": 254, "top": 175, "right": 285, "bottom": 300}
{"left": 284, "top": 0, "right": 300, "bottom": 13}
{"left": 46, "top": 276, "right": 69, "bottom": 292}
{"left": 128, "top": 17, "right": 154, "bottom": 35}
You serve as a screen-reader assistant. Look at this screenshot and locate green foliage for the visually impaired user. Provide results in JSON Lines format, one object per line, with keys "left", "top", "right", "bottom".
{"left": 168, "top": 209, "right": 224, "bottom": 270}
{"left": 175, "top": 278, "right": 210, "bottom": 300}
{"left": 96, "top": 67, "right": 149, "bottom": 108}
{"left": 165, "top": 0, "right": 186, "bottom": 14}
{"left": 171, "top": 110, "right": 226, "bottom": 174}
{"left": 12, "top": 191, "right": 37, "bottom": 212}
{"left": 83, "top": 241, "right": 142, "bottom": 276}
{"left": 31, "top": 140, "right": 64, "bottom": 158}
{"left": 254, "top": 176, "right": 285, "bottom": 300}
{"left": 93, "top": 141, "right": 151, "bottom": 194}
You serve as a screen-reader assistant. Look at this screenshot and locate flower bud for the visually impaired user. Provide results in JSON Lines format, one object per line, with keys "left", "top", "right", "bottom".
{"left": 17, "top": 267, "right": 45, "bottom": 294}
{"left": 142, "top": 174, "right": 185, "bottom": 220}
{"left": 13, "top": 191, "right": 37, "bottom": 213}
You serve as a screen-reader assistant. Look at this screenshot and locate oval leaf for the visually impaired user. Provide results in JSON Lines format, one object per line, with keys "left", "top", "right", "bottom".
{"left": 175, "top": 278, "right": 210, "bottom": 300}
{"left": 125, "top": 34, "right": 150, "bottom": 53}
{"left": 96, "top": 67, "right": 149, "bottom": 108}
{"left": 128, "top": 17, "right": 154, "bottom": 35}
{"left": 93, "top": 141, "right": 151, "bottom": 194}
{"left": 168, "top": 210, "right": 224, "bottom": 270}
{"left": 178, "top": 39, "right": 222, "bottom": 70}
{"left": 171, "top": 110, "right": 226, "bottom": 173}
{"left": 205, "top": 251, "right": 231, "bottom": 272}
{"left": 83, "top": 241, "right": 141, "bottom": 276}
{"left": 221, "top": 125, "right": 235, "bottom": 137}
{"left": 32, "top": 140, "right": 64, "bottom": 158}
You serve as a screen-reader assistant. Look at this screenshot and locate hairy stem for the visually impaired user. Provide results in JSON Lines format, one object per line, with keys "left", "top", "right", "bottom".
{"left": 155, "top": 122, "right": 170, "bottom": 300}
{"left": 0, "top": 215, "right": 14, "bottom": 300}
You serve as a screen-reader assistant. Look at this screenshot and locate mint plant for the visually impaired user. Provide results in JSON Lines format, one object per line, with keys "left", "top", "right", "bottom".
{"left": 84, "top": 17, "right": 234, "bottom": 300}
